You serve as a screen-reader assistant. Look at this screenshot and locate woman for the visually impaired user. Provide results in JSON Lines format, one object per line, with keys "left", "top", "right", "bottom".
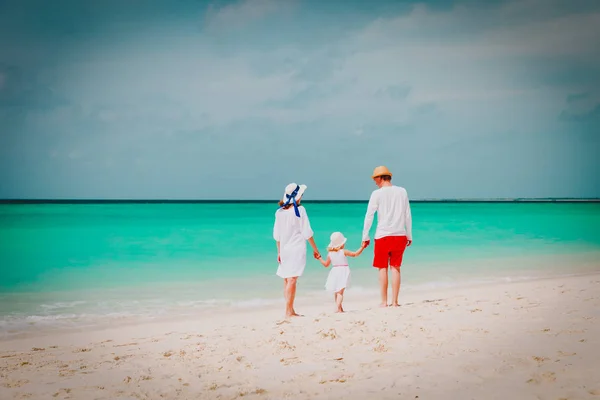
{"left": 273, "top": 183, "right": 320, "bottom": 318}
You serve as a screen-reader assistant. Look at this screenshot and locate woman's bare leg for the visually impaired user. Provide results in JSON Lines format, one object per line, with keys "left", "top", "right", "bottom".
{"left": 284, "top": 277, "right": 299, "bottom": 317}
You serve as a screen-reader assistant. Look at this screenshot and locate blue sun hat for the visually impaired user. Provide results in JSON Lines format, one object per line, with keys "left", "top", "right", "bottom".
{"left": 280, "top": 183, "right": 307, "bottom": 217}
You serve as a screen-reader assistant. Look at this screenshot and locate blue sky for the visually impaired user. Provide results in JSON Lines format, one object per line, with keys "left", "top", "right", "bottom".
{"left": 0, "top": 0, "right": 598, "bottom": 200}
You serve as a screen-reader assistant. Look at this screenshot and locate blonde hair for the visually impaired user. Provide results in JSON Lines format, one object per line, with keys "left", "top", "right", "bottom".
{"left": 327, "top": 244, "right": 345, "bottom": 252}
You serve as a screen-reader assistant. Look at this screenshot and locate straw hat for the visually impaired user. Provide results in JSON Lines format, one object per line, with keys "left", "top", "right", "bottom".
{"left": 282, "top": 183, "right": 307, "bottom": 203}
{"left": 372, "top": 165, "right": 393, "bottom": 178}
{"left": 328, "top": 232, "right": 347, "bottom": 249}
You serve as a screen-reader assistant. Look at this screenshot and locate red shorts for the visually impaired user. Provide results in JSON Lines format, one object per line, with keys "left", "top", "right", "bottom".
{"left": 373, "top": 236, "right": 408, "bottom": 269}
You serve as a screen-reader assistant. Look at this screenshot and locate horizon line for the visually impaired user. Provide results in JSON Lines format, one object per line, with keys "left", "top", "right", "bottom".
{"left": 1, "top": 198, "right": 599, "bottom": 204}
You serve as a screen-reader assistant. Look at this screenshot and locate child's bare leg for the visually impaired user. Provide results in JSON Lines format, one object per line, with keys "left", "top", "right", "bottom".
{"left": 335, "top": 288, "right": 345, "bottom": 313}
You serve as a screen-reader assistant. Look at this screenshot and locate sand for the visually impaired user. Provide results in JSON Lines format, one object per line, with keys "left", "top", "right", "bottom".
{"left": 1, "top": 273, "right": 599, "bottom": 400}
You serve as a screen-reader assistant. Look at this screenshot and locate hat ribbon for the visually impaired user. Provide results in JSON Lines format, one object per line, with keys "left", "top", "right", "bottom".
{"left": 280, "top": 185, "right": 301, "bottom": 217}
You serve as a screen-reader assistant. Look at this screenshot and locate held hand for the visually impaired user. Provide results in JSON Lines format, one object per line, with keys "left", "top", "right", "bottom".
{"left": 361, "top": 240, "right": 370, "bottom": 248}
{"left": 313, "top": 250, "right": 321, "bottom": 259}
{"left": 407, "top": 240, "right": 412, "bottom": 247}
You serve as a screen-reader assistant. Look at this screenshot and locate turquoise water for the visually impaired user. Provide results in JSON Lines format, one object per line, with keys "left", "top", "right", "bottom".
{"left": 1, "top": 202, "right": 599, "bottom": 336}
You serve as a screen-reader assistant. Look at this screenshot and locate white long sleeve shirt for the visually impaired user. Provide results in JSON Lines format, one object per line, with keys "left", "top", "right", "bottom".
{"left": 362, "top": 185, "right": 412, "bottom": 241}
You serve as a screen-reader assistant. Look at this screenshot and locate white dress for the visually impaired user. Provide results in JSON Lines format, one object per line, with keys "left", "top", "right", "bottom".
{"left": 325, "top": 250, "right": 351, "bottom": 292}
{"left": 273, "top": 206, "right": 314, "bottom": 279}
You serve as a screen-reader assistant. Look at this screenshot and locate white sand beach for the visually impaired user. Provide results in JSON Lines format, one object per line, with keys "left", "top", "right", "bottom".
{"left": 1, "top": 272, "right": 599, "bottom": 400}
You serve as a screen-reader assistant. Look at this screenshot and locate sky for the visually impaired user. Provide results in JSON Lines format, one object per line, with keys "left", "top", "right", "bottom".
{"left": 0, "top": 0, "right": 599, "bottom": 200}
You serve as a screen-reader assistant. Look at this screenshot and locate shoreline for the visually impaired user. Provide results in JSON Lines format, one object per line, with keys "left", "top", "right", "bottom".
{"left": 1, "top": 273, "right": 599, "bottom": 399}
{"left": 2, "top": 269, "right": 599, "bottom": 344}
{"left": 2, "top": 251, "right": 599, "bottom": 341}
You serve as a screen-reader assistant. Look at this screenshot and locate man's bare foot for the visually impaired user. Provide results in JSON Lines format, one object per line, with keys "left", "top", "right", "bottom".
{"left": 391, "top": 303, "right": 400, "bottom": 307}
{"left": 379, "top": 303, "right": 389, "bottom": 308}
{"left": 291, "top": 312, "right": 303, "bottom": 317}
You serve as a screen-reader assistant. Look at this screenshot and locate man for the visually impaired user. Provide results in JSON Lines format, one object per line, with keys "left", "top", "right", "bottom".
{"left": 362, "top": 165, "right": 412, "bottom": 307}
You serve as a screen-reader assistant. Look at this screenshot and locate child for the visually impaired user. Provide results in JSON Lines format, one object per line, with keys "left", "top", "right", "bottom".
{"left": 316, "top": 232, "right": 366, "bottom": 313}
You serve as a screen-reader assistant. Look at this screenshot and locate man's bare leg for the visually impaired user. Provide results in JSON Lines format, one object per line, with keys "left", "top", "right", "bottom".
{"left": 391, "top": 266, "right": 401, "bottom": 306}
{"left": 378, "top": 267, "right": 389, "bottom": 307}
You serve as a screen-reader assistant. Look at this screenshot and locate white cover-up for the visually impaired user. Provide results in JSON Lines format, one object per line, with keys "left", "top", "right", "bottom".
{"left": 325, "top": 250, "right": 351, "bottom": 293}
{"left": 273, "top": 206, "right": 314, "bottom": 279}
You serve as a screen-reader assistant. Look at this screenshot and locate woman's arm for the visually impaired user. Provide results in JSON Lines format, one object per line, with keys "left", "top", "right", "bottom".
{"left": 307, "top": 236, "right": 320, "bottom": 259}
{"left": 344, "top": 244, "right": 366, "bottom": 258}
{"left": 276, "top": 241, "right": 281, "bottom": 262}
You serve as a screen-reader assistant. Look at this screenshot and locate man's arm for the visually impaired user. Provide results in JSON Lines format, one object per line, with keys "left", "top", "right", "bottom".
{"left": 405, "top": 191, "right": 412, "bottom": 246}
{"left": 362, "top": 192, "right": 378, "bottom": 243}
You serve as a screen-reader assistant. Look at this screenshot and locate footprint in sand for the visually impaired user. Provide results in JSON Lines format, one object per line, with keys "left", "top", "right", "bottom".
{"left": 2, "top": 379, "right": 29, "bottom": 388}
{"left": 526, "top": 371, "right": 556, "bottom": 384}
{"left": 373, "top": 344, "right": 388, "bottom": 353}
{"left": 557, "top": 351, "right": 576, "bottom": 357}
{"left": 280, "top": 357, "right": 301, "bottom": 366}
{"left": 531, "top": 356, "right": 549, "bottom": 365}
{"left": 278, "top": 341, "right": 296, "bottom": 351}
{"left": 235, "top": 389, "right": 268, "bottom": 398}
{"left": 52, "top": 388, "right": 72, "bottom": 397}
{"left": 73, "top": 348, "right": 91, "bottom": 353}
{"left": 318, "top": 329, "right": 338, "bottom": 339}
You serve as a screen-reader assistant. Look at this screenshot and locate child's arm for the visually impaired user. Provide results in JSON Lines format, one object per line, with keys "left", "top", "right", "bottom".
{"left": 316, "top": 254, "right": 331, "bottom": 268}
{"left": 344, "top": 244, "right": 367, "bottom": 258}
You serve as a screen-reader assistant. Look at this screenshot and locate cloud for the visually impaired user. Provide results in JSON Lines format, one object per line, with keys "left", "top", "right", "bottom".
{"left": 567, "top": 92, "right": 590, "bottom": 104}
{"left": 204, "top": 0, "right": 296, "bottom": 32}
{"left": 1, "top": 0, "right": 599, "bottom": 199}
{"left": 560, "top": 103, "right": 600, "bottom": 123}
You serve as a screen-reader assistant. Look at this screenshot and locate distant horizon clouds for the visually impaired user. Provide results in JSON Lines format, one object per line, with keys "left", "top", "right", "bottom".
{"left": 0, "top": 0, "right": 599, "bottom": 200}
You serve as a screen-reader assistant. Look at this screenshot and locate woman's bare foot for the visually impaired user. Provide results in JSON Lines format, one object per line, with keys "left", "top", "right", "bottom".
{"left": 391, "top": 303, "right": 400, "bottom": 307}
{"left": 291, "top": 312, "right": 303, "bottom": 317}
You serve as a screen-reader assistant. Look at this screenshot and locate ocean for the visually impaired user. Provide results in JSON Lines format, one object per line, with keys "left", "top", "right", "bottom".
{"left": 1, "top": 201, "right": 599, "bottom": 338}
